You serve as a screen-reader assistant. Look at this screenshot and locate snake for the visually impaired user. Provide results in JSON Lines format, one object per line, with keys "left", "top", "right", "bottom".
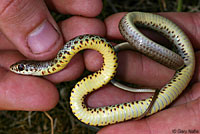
{"left": 9, "top": 12, "right": 195, "bottom": 126}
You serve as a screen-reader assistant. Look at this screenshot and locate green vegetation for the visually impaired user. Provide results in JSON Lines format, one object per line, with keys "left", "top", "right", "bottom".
{"left": 0, "top": 0, "right": 199, "bottom": 134}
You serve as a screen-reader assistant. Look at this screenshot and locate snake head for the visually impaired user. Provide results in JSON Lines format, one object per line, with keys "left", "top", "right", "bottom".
{"left": 10, "top": 60, "right": 41, "bottom": 75}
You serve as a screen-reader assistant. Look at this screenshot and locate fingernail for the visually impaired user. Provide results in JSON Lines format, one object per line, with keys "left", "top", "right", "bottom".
{"left": 28, "top": 20, "right": 59, "bottom": 54}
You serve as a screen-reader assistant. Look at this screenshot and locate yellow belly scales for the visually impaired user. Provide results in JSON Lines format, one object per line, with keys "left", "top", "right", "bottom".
{"left": 10, "top": 12, "right": 195, "bottom": 126}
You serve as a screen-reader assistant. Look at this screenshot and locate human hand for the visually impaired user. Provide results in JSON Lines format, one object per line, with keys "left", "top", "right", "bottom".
{"left": 84, "top": 12, "right": 200, "bottom": 133}
{"left": 1, "top": 1, "right": 199, "bottom": 132}
{"left": 0, "top": 0, "right": 103, "bottom": 111}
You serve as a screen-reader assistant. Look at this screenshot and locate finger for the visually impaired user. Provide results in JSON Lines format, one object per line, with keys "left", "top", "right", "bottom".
{"left": 45, "top": 53, "right": 84, "bottom": 83}
{"left": 86, "top": 84, "right": 152, "bottom": 108}
{"left": 0, "top": 51, "right": 59, "bottom": 111}
{"left": 85, "top": 48, "right": 174, "bottom": 88}
{"left": 85, "top": 83, "right": 200, "bottom": 133}
{"left": 42, "top": 16, "right": 106, "bottom": 83}
{"left": 105, "top": 12, "right": 200, "bottom": 50}
{"left": 0, "top": 32, "right": 15, "bottom": 50}
{"left": 84, "top": 12, "right": 200, "bottom": 87}
{"left": 86, "top": 83, "right": 199, "bottom": 133}
{"left": 98, "top": 98, "right": 199, "bottom": 134}
{"left": 0, "top": 71, "right": 59, "bottom": 111}
{"left": 0, "top": 0, "right": 63, "bottom": 60}
{"left": 87, "top": 81, "right": 200, "bottom": 110}
{"left": 83, "top": 12, "right": 175, "bottom": 88}
{"left": 59, "top": 16, "right": 106, "bottom": 41}
{"left": 116, "top": 50, "right": 174, "bottom": 88}
{"left": 192, "top": 51, "right": 200, "bottom": 83}
{"left": 159, "top": 12, "right": 200, "bottom": 50}
{"left": 7, "top": 16, "right": 106, "bottom": 83}
{"left": 104, "top": 12, "right": 126, "bottom": 40}
{"left": 170, "top": 82, "right": 200, "bottom": 107}
{"left": 45, "top": 0, "right": 103, "bottom": 17}
{"left": 2, "top": 48, "right": 84, "bottom": 84}
{"left": 86, "top": 51, "right": 199, "bottom": 109}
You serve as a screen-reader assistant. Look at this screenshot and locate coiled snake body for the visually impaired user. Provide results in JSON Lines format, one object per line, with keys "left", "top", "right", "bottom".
{"left": 10, "top": 12, "right": 195, "bottom": 126}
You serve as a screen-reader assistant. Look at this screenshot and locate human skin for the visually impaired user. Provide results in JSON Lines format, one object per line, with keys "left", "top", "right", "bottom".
{"left": 96, "top": 12, "right": 200, "bottom": 134}
{"left": 0, "top": 0, "right": 103, "bottom": 110}
{"left": 0, "top": 0, "right": 199, "bottom": 133}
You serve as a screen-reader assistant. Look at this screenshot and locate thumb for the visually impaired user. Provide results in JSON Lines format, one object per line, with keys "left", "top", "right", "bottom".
{"left": 0, "top": 0, "right": 63, "bottom": 60}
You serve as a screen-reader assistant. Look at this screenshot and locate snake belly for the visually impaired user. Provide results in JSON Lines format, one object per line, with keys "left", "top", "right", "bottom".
{"left": 9, "top": 12, "right": 195, "bottom": 126}
{"left": 115, "top": 12, "right": 195, "bottom": 122}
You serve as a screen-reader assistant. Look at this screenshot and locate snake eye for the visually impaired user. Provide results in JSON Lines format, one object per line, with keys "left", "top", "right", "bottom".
{"left": 18, "top": 64, "right": 25, "bottom": 71}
